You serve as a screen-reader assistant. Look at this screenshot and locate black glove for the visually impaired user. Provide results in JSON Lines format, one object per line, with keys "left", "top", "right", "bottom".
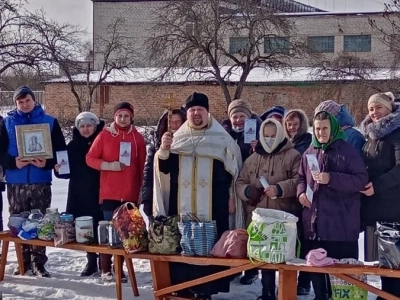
{"left": 245, "top": 186, "right": 264, "bottom": 206}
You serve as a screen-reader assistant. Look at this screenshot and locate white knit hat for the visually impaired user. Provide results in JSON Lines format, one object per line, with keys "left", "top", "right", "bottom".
{"left": 75, "top": 112, "right": 100, "bottom": 128}
{"left": 368, "top": 92, "right": 396, "bottom": 112}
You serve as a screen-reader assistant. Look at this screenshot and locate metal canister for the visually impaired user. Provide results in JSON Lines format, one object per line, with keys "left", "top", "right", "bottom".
{"left": 97, "top": 221, "right": 109, "bottom": 245}
{"left": 108, "top": 221, "right": 121, "bottom": 248}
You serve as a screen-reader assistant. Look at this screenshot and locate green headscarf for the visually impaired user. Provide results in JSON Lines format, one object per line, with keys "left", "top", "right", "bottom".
{"left": 312, "top": 111, "right": 346, "bottom": 150}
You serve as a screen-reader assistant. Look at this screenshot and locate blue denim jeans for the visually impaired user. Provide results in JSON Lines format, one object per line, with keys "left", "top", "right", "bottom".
{"left": 103, "top": 210, "right": 114, "bottom": 222}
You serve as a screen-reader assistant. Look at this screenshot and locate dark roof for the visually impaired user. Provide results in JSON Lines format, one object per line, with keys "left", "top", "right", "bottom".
{"left": 92, "top": 0, "right": 325, "bottom": 12}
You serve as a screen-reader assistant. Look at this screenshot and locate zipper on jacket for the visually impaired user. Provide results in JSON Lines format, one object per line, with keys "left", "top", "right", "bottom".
{"left": 26, "top": 113, "right": 32, "bottom": 184}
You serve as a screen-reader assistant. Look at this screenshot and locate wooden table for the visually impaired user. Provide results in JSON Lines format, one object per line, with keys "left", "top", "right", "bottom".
{"left": 0, "top": 231, "right": 139, "bottom": 300}
{"left": 128, "top": 252, "right": 400, "bottom": 300}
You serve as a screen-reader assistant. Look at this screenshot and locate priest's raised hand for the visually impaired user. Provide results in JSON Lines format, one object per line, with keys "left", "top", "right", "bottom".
{"left": 161, "top": 132, "right": 173, "bottom": 150}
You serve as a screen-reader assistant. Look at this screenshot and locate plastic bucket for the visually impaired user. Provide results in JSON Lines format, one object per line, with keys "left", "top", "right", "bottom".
{"left": 75, "top": 216, "right": 94, "bottom": 243}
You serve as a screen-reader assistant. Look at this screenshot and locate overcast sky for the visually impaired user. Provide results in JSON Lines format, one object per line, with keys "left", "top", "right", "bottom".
{"left": 24, "top": 0, "right": 386, "bottom": 34}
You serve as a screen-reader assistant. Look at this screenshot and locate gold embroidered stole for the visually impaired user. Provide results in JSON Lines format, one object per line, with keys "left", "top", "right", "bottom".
{"left": 178, "top": 155, "right": 213, "bottom": 220}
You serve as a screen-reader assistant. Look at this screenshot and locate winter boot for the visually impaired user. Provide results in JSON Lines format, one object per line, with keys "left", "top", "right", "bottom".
{"left": 256, "top": 292, "right": 276, "bottom": 300}
{"left": 31, "top": 262, "right": 50, "bottom": 277}
{"left": 100, "top": 254, "right": 113, "bottom": 282}
{"left": 80, "top": 252, "right": 98, "bottom": 277}
{"left": 239, "top": 269, "right": 259, "bottom": 285}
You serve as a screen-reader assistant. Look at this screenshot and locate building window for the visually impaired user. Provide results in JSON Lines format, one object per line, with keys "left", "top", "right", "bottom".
{"left": 343, "top": 35, "right": 371, "bottom": 52}
{"left": 307, "top": 36, "right": 335, "bottom": 53}
{"left": 95, "top": 85, "right": 110, "bottom": 105}
{"left": 264, "top": 37, "right": 290, "bottom": 54}
{"left": 229, "top": 37, "right": 250, "bottom": 54}
{"left": 185, "top": 22, "right": 194, "bottom": 36}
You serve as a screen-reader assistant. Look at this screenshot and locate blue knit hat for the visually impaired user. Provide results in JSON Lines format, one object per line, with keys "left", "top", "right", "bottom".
{"left": 13, "top": 86, "right": 35, "bottom": 102}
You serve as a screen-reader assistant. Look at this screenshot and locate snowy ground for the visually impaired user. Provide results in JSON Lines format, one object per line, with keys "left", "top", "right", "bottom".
{"left": 0, "top": 178, "right": 382, "bottom": 300}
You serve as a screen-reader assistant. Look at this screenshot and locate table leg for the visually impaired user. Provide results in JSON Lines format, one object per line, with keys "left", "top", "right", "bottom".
{"left": 124, "top": 256, "right": 139, "bottom": 297}
{"left": 151, "top": 260, "right": 171, "bottom": 300}
{"left": 114, "top": 254, "right": 123, "bottom": 300}
{"left": 0, "top": 241, "right": 10, "bottom": 281}
{"left": 277, "top": 269, "right": 297, "bottom": 300}
{"left": 14, "top": 242, "right": 25, "bottom": 275}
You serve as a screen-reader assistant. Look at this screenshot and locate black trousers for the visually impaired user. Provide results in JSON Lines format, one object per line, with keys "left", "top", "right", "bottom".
{"left": 298, "top": 235, "right": 311, "bottom": 289}
{"left": 304, "top": 240, "right": 358, "bottom": 300}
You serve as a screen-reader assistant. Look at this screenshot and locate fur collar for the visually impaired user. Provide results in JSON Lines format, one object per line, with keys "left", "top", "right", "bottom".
{"left": 361, "top": 108, "right": 400, "bottom": 140}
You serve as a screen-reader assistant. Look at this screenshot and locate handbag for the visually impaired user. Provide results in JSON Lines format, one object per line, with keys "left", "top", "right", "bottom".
{"left": 112, "top": 202, "right": 149, "bottom": 253}
{"left": 178, "top": 213, "right": 217, "bottom": 257}
{"left": 148, "top": 214, "right": 181, "bottom": 254}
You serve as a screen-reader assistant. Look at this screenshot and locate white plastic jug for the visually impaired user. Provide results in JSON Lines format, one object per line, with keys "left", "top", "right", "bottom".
{"left": 75, "top": 216, "right": 94, "bottom": 243}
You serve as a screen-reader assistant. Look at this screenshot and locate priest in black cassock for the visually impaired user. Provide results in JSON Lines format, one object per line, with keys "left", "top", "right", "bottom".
{"left": 153, "top": 92, "right": 244, "bottom": 299}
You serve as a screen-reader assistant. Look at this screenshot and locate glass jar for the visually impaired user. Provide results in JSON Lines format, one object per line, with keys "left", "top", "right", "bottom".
{"left": 28, "top": 209, "right": 43, "bottom": 223}
{"left": 44, "top": 208, "right": 61, "bottom": 223}
{"left": 97, "top": 221, "right": 109, "bottom": 245}
{"left": 108, "top": 221, "right": 121, "bottom": 248}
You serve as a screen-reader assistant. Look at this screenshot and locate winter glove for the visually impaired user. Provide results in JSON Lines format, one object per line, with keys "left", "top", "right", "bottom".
{"left": 245, "top": 186, "right": 263, "bottom": 206}
{"left": 100, "top": 161, "right": 123, "bottom": 171}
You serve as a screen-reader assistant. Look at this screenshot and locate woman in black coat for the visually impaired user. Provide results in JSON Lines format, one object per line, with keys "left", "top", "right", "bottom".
{"left": 140, "top": 107, "right": 186, "bottom": 219}
{"left": 361, "top": 92, "right": 400, "bottom": 298}
{"left": 55, "top": 112, "right": 104, "bottom": 276}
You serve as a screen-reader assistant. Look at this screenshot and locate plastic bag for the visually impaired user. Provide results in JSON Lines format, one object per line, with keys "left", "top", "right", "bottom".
{"left": 112, "top": 203, "right": 148, "bottom": 254}
{"left": 54, "top": 221, "right": 75, "bottom": 247}
{"left": 377, "top": 221, "right": 400, "bottom": 269}
{"left": 148, "top": 215, "right": 181, "bottom": 254}
{"left": 211, "top": 229, "right": 248, "bottom": 258}
{"left": 17, "top": 220, "right": 38, "bottom": 240}
{"left": 8, "top": 214, "right": 28, "bottom": 237}
{"left": 178, "top": 213, "right": 217, "bottom": 257}
{"left": 329, "top": 259, "right": 368, "bottom": 300}
{"left": 247, "top": 208, "right": 298, "bottom": 263}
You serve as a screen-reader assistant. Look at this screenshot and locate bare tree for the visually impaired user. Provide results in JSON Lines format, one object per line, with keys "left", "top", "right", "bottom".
{"left": 369, "top": 1, "right": 400, "bottom": 55}
{"left": 310, "top": 53, "right": 380, "bottom": 81}
{"left": 0, "top": 0, "right": 42, "bottom": 76}
{"left": 146, "top": 0, "right": 308, "bottom": 105}
{"left": 23, "top": 13, "right": 141, "bottom": 112}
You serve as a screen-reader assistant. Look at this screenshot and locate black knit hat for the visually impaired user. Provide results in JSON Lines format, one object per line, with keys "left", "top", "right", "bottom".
{"left": 185, "top": 92, "right": 209, "bottom": 111}
{"left": 114, "top": 102, "right": 134, "bottom": 117}
{"left": 13, "top": 86, "right": 35, "bottom": 102}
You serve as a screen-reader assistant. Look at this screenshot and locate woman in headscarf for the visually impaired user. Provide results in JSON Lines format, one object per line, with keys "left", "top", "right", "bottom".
{"left": 360, "top": 92, "right": 400, "bottom": 298}
{"left": 236, "top": 118, "right": 302, "bottom": 300}
{"left": 315, "top": 100, "right": 365, "bottom": 155}
{"left": 86, "top": 102, "right": 146, "bottom": 282}
{"left": 55, "top": 112, "right": 104, "bottom": 276}
{"left": 298, "top": 111, "right": 367, "bottom": 300}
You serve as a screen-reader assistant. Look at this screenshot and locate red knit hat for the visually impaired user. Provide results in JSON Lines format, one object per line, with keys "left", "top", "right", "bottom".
{"left": 114, "top": 102, "right": 134, "bottom": 119}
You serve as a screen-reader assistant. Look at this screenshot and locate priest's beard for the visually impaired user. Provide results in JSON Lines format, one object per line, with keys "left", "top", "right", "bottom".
{"left": 189, "top": 117, "right": 206, "bottom": 129}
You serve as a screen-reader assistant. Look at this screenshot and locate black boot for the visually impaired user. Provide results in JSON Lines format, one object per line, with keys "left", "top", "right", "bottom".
{"left": 31, "top": 262, "right": 50, "bottom": 277}
{"left": 81, "top": 252, "right": 98, "bottom": 277}
{"left": 256, "top": 292, "right": 276, "bottom": 300}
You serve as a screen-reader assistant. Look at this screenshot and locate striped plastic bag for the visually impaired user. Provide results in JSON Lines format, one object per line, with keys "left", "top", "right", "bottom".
{"left": 178, "top": 213, "right": 217, "bottom": 257}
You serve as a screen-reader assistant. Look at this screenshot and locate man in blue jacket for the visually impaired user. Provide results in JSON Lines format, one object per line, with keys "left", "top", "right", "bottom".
{"left": 0, "top": 86, "right": 66, "bottom": 277}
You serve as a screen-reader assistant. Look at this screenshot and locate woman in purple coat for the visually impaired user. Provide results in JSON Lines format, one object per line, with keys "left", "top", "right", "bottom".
{"left": 297, "top": 111, "right": 368, "bottom": 300}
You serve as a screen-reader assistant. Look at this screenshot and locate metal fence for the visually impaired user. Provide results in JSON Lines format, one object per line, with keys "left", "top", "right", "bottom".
{"left": 0, "top": 91, "right": 45, "bottom": 111}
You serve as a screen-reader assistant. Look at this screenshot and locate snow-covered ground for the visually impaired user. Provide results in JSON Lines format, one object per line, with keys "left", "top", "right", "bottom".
{"left": 0, "top": 178, "right": 382, "bottom": 300}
